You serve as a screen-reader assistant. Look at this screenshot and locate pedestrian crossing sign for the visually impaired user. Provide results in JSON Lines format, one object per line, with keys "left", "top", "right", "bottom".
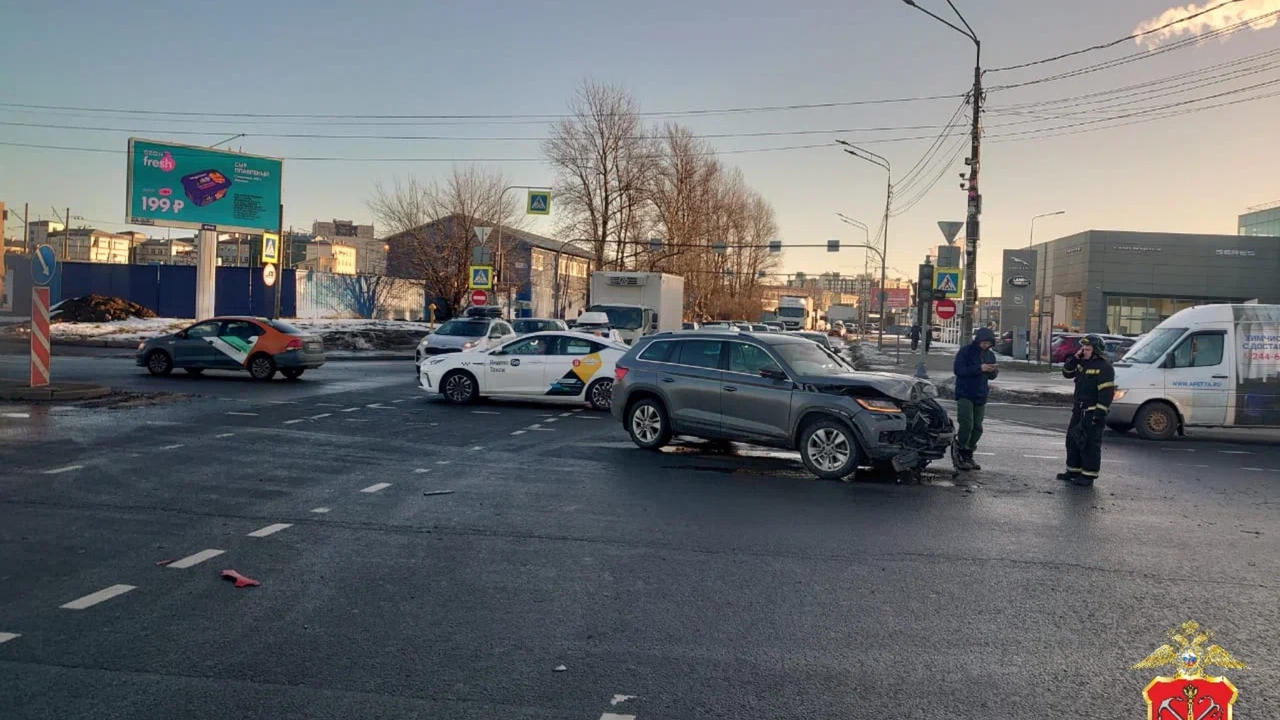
{"left": 469, "top": 265, "right": 494, "bottom": 290}
{"left": 261, "top": 232, "right": 280, "bottom": 264}
{"left": 527, "top": 190, "right": 551, "bottom": 215}
{"left": 934, "top": 267, "right": 962, "bottom": 299}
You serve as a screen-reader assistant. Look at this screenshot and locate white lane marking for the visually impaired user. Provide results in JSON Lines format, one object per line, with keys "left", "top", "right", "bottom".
{"left": 283, "top": 419, "right": 306, "bottom": 425}
{"left": 247, "top": 523, "right": 293, "bottom": 537}
{"left": 545, "top": 418, "right": 559, "bottom": 423}
{"left": 167, "top": 549, "right": 225, "bottom": 569}
{"left": 470, "top": 446, "right": 484, "bottom": 451}
{"left": 392, "top": 399, "right": 407, "bottom": 404}
{"left": 268, "top": 400, "right": 299, "bottom": 405}
{"left": 1189, "top": 464, "right": 1211, "bottom": 468}
{"left": 1220, "top": 450, "right": 1253, "bottom": 455}
{"left": 511, "top": 430, "right": 527, "bottom": 436}
{"left": 0, "top": 632, "right": 20, "bottom": 644}
{"left": 436, "top": 460, "right": 451, "bottom": 465}
{"left": 2, "top": 412, "right": 30, "bottom": 419}
{"left": 60, "top": 584, "right": 136, "bottom": 610}
{"left": 1241, "top": 467, "right": 1279, "bottom": 472}
{"left": 600, "top": 714, "right": 636, "bottom": 720}
{"left": 366, "top": 403, "right": 392, "bottom": 409}
{"left": 160, "top": 444, "right": 185, "bottom": 450}
{"left": 974, "top": 452, "right": 996, "bottom": 456}
{"left": 471, "top": 410, "right": 501, "bottom": 415}
{"left": 309, "top": 413, "right": 332, "bottom": 420}
{"left": 533, "top": 427, "right": 555, "bottom": 432}
{"left": 1161, "top": 447, "right": 1196, "bottom": 452}
{"left": 42, "top": 464, "right": 84, "bottom": 475}
{"left": 527, "top": 424, "right": 541, "bottom": 430}
{"left": 1100, "top": 459, "right": 1125, "bottom": 463}
{"left": 341, "top": 407, "right": 362, "bottom": 413}
{"left": 1023, "top": 454, "right": 1059, "bottom": 460}
{"left": 311, "top": 507, "right": 331, "bottom": 514}
{"left": 573, "top": 414, "right": 600, "bottom": 419}
{"left": 315, "top": 403, "right": 343, "bottom": 407}
{"left": 361, "top": 483, "right": 392, "bottom": 493}
{"left": 611, "top": 695, "right": 637, "bottom": 706}
{"left": 215, "top": 432, "right": 236, "bottom": 438}
{"left": 414, "top": 468, "right": 432, "bottom": 474}
{"left": 227, "top": 411, "right": 258, "bottom": 417}
{"left": 572, "top": 408, "right": 583, "bottom": 413}
{"left": 559, "top": 412, "right": 573, "bottom": 417}
{"left": 346, "top": 418, "right": 369, "bottom": 423}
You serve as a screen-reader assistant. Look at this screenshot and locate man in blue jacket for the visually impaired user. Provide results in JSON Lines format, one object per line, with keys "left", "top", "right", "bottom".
{"left": 952, "top": 327, "right": 999, "bottom": 470}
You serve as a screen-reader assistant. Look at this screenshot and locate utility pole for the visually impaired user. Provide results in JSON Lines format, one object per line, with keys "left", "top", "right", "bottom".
{"left": 23, "top": 203, "right": 30, "bottom": 253}
{"left": 273, "top": 205, "right": 285, "bottom": 320}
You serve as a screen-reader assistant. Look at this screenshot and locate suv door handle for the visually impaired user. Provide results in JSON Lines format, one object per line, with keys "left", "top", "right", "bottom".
{"left": 1211, "top": 374, "right": 1228, "bottom": 379}
{"left": 723, "top": 385, "right": 738, "bottom": 392}
{"left": 661, "top": 377, "right": 675, "bottom": 383}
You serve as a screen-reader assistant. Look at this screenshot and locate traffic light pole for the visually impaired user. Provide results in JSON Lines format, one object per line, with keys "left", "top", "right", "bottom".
{"left": 915, "top": 257, "right": 934, "bottom": 379}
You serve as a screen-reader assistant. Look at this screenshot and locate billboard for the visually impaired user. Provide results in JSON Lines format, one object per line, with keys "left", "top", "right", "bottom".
{"left": 1001, "top": 249, "right": 1037, "bottom": 333}
{"left": 876, "top": 286, "right": 911, "bottom": 310}
{"left": 126, "top": 139, "right": 283, "bottom": 234}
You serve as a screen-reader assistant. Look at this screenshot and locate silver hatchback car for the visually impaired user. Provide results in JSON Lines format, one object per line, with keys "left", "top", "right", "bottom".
{"left": 610, "top": 331, "right": 954, "bottom": 480}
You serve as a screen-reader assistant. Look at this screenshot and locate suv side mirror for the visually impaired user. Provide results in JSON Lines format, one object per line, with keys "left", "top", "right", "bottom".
{"left": 759, "top": 367, "right": 788, "bottom": 381}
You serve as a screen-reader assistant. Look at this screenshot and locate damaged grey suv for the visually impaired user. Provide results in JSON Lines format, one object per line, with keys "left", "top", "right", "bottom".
{"left": 611, "top": 331, "right": 954, "bottom": 480}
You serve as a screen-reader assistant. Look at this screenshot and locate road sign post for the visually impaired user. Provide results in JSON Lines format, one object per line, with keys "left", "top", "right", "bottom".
{"left": 29, "top": 244, "right": 57, "bottom": 388}
{"left": 915, "top": 259, "right": 933, "bottom": 378}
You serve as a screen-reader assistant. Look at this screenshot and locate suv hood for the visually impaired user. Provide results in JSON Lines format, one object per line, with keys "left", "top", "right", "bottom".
{"left": 797, "top": 371, "right": 937, "bottom": 403}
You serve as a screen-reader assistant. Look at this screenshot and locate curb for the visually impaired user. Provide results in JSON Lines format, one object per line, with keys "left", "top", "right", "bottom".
{"left": 0, "top": 382, "right": 112, "bottom": 402}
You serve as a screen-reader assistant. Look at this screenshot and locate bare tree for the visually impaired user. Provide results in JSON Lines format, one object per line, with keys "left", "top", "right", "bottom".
{"left": 335, "top": 274, "right": 398, "bottom": 319}
{"left": 543, "top": 79, "right": 652, "bottom": 270}
{"left": 368, "top": 166, "right": 518, "bottom": 318}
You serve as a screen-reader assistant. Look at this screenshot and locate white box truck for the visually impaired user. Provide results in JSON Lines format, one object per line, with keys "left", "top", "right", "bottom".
{"left": 777, "top": 295, "right": 812, "bottom": 331}
{"left": 587, "top": 271, "right": 684, "bottom": 344}
{"left": 1108, "top": 304, "right": 1280, "bottom": 439}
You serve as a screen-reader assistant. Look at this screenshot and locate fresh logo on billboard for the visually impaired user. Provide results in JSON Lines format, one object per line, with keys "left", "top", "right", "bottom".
{"left": 143, "top": 150, "right": 176, "bottom": 172}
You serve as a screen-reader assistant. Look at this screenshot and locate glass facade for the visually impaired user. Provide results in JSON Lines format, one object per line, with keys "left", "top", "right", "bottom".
{"left": 1239, "top": 206, "right": 1280, "bottom": 237}
{"left": 1105, "top": 296, "right": 1210, "bottom": 335}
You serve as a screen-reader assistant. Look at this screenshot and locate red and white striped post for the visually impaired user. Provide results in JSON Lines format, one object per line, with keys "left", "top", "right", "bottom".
{"left": 30, "top": 287, "right": 51, "bottom": 387}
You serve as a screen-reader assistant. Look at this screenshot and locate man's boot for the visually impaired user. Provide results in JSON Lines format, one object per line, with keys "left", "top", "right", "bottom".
{"left": 1070, "top": 474, "right": 1095, "bottom": 487}
{"left": 1056, "top": 471, "right": 1077, "bottom": 483}
{"left": 965, "top": 451, "right": 982, "bottom": 471}
{"left": 951, "top": 443, "right": 973, "bottom": 471}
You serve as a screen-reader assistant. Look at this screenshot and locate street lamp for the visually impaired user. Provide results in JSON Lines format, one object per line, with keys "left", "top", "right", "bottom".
{"left": 1028, "top": 210, "right": 1065, "bottom": 248}
{"left": 835, "top": 140, "right": 891, "bottom": 349}
{"left": 837, "top": 213, "right": 873, "bottom": 327}
{"left": 900, "top": 0, "right": 982, "bottom": 342}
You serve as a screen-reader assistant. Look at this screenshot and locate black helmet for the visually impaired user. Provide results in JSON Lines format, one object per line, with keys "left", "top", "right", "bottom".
{"left": 1080, "top": 334, "right": 1106, "bottom": 352}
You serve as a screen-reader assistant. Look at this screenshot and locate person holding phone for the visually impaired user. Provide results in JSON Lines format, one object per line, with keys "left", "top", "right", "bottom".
{"left": 1058, "top": 334, "right": 1116, "bottom": 486}
{"left": 951, "top": 327, "right": 999, "bottom": 471}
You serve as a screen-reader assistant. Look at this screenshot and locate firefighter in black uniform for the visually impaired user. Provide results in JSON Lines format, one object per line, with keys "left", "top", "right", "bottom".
{"left": 1057, "top": 334, "right": 1116, "bottom": 486}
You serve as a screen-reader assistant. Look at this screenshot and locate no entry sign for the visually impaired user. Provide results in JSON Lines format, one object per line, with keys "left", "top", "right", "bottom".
{"left": 470, "top": 289, "right": 489, "bottom": 306}
{"left": 935, "top": 298, "right": 957, "bottom": 320}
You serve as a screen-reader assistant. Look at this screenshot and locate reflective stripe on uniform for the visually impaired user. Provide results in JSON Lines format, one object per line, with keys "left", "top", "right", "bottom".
{"left": 1091, "top": 404, "right": 1110, "bottom": 412}
{"left": 1080, "top": 470, "right": 1099, "bottom": 477}
{"left": 1096, "top": 381, "right": 1116, "bottom": 390}
{"left": 1063, "top": 368, "right": 1077, "bottom": 376}
{"left": 1066, "top": 467, "right": 1082, "bottom": 472}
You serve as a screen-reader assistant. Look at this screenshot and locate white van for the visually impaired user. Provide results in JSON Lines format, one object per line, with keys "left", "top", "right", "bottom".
{"left": 1108, "top": 304, "right": 1280, "bottom": 440}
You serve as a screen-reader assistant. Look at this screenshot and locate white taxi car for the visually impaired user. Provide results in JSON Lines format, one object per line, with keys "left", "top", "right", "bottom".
{"left": 418, "top": 331, "right": 627, "bottom": 411}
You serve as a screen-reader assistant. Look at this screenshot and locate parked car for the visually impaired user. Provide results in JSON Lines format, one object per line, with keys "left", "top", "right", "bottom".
{"left": 419, "top": 331, "right": 626, "bottom": 411}
{"left": 763, "top": 321, "right": 785, "bottom": 332}
{"left": 682, "top": 322, "right": 701, "bottom": 330}
{"left": 416, "top": 317, "right": 517, "bottom": 365}
{"left": 1052, "top": 333, "right": 1131, "bottom": 363}
{"left": 751, "top": 324, "right": 771, "bottom": 332}
{"left": 611, "top": 331, "right": 954, "bottom": 479}
{"left": 137, "top": 316, "right": 324, "bottom": 380}
{"left": 830, "top": 321, "right": 847, "bottom": 338}
{"left": 512, "top": 318, "right": 568, "bottom": 336}
{"left": 792, "top": 331, "right": 834, "bottom": 350}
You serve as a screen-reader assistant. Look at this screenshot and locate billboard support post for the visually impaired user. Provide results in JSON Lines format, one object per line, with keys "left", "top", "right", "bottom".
{"left": 274, "top": 205, "right": 284, "bottom": 320}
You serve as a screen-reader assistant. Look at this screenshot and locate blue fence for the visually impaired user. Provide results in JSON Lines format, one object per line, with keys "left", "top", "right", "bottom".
{"left": 1, "top": 257, "right": 295, "bottom": 318}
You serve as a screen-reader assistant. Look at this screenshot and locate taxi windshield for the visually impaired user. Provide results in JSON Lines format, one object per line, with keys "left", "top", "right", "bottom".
{"left": 435, "top": 320, "right": 489, "bottom": 337}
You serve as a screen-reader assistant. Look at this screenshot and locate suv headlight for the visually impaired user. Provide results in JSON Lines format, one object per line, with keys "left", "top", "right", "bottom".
{"left": 462, "top": 341, "right": 478, "bottom": 349}
{"left": 856, "top": 397, "right": 901, "bottom": 413}
{"left": 137, "top": 341, "right": 146, "bottom": 351}
{"left": 1112, "top": 388, "right": 1127, "bottom": 401}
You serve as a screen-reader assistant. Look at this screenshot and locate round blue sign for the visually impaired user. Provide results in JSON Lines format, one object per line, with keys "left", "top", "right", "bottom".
{"left": 32, "top": 244, "right": 58, "bottom": 286}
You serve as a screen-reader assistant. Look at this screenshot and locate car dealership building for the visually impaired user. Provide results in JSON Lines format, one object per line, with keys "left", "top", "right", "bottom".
{"left": 1012, "top": 229, "right": 1280, "bottom": 337}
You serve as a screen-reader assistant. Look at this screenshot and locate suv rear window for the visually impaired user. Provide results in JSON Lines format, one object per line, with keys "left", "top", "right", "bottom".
{"left": 677, "top": 340, "right": 723, "bottom": 369}
{"left": 638, "top": 340, "right": 677, "bottom": 363}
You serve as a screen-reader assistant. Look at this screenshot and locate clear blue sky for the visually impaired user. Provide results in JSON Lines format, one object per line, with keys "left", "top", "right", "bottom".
{"left": 3, "top": 0, "right": 1278, "bottom": 293}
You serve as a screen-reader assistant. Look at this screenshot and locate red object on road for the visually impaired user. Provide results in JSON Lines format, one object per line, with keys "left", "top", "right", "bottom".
{"left": 30, "top": 287, "right": 51, "bottom": 387}
{"left": 220, "top": 569, "right": 261, "bottom": 588}
{"left": 470, "top": 289, "right": 489, "bottom": 306}
{"left": 935, "top": 298, "right": 957, "bottom": 320}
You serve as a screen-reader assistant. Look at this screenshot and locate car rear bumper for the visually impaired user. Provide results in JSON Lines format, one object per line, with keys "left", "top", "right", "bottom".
{"left": 276, "top": 350, "right": 325, "bottom": 370}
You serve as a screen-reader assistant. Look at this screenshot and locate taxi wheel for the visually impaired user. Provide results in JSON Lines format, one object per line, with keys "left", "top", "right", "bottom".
{"left": 587, "top": 378, "right": 614, "bottom": 412}
{"left": 441, "top": 370, "right": 478, "bottom": 404}
{"left": 282, "top": 369, "right": 305, "bottom": 380}
{"left": 248, "top": 353, "right": 277, "bottom": 381}
{"left": 145, "top": 350, "right": 173, "bottom": 376}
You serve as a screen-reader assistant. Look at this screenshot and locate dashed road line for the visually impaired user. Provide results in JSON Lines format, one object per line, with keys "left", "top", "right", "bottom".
{"left": 227, "top": 411, "right": 258, "bottom": 417}
{"left": 1161, "top": 447, "right": 1196, "bottom": 452}
{"left": 247, "top": 523, "right": 293, "bottom": 537}
{"left": 215, "top": 433, "right": 236, "bottom": 438}
{"left": 1023, "top": 454, "right": 1059, "bottom": 460}
{"left": 414, "top": 468, "right": 432, "bottom": 474}
{"left": 167, "top": 549, "right": 225, "bottom": 569}
{"left": 346, "top": 418, "right": 369, "bottom": 422}
{"left": 366, "top": 403, "right": 392, "bottom": 409}
{"left": 1241, "top": 467, "right": 1278, "bottom": 472}
{"left": 436, "top": 460, "right": 451, "bottom": 465}
{"left": 573, "top": 414, "right": 601, "bottom": 419}
{"left": 1220, "top": 450, "right": 1253, "bottom": 455}
{"left": 60, "top": 584, "right": 136, "bottom": 610}
{"left": 309, "top": 413, "right": 332, "bottom": 420}
{"left": 559, "top": 412, "right": 573, "bottom": 417}
{"left": 268, "top": 400, "right": 299, "bottom": 405}
{"left": 600, "top": 714, "right": 636, "bottom": 720}
{"left": 511, "top": 430, "right": 527, "bottom": 436}
{"left": 974, "top": 452, "right": 996, "bottom": 456}
{"left": 340, "top": 407, "right": 362, "bottom": 413}
{"left": 42, "top": 464, "right": 84, "bottom": 475}
{"left": 2, "top": 412, "right": 30, "bottom": 419}
{"left": 0, "top": 632, "right": 20, "bottom": 644}
{"left": 160, "top": 443, "right": 185, "bottom": 450}
{"left": 528, "top": 424, "right": 542, "bottom": 430}
{"left": 469, "top": 446, "right": 484, "bottom": 451}
{"left": 283, "top": 419, "right": 306, "bottom": 425}
{"left": 392, "top": 399, "right": 407, "bottom": 404}
{"left": 311, "top": 507, "right": 332, "bottom": 514}
{"left": 315, "top": 403, "right": 344, "bottom": 407}
{"left": 471, "top": 410, "right": 500, "bottom": 415}
{"left": 1189, "top": 464, "right": 1211, "bottom": 468}
{"left": 545, "top": 418, "right": 559, "bottom": 423}
{"left": 360, "top": 483, "right": 392, "bottom": 493}
{"left": 572, "top": 408, "right": 583, "bottom": 413}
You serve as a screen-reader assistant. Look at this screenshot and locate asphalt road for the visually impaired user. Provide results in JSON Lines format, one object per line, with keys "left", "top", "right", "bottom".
{"left": 2, "top": 357, "right": 1278, "bottom": 719}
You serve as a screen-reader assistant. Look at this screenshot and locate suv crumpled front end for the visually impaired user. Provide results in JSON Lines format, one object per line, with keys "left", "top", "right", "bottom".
{"left": 805, "top": 373, "right": 954, "bottom": 471}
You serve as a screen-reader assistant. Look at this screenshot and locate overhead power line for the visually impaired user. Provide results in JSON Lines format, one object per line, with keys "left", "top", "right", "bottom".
{"left": 989, "top": 0, "right": 1249, "bottom": 73}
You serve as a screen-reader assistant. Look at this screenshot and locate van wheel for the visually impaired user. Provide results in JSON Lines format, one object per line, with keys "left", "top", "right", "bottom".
{"left": 587, "top": 378, "right": 614, "bottom": 411}
{"left": 627, "top": 398, "right": 671, "bottom": 450}
{"left": 1135, "top": 402, "right": 1177, "bottom": 441}
{"left": 146, "top": 350, "right": 173, "bottom": 376}
{"left": 441, "top": 370, "right": 478, "bottom": 404}
{"left": 799, "top": 419, "right": 859, "bottom": 480}
{"left": 1106, "top": 421, "right": 1133, "bottom": 435}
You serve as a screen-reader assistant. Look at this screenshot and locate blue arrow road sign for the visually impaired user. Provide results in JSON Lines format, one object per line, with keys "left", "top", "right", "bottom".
{"left": 32, "top": 244, "right": 58, "bottom": 286}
